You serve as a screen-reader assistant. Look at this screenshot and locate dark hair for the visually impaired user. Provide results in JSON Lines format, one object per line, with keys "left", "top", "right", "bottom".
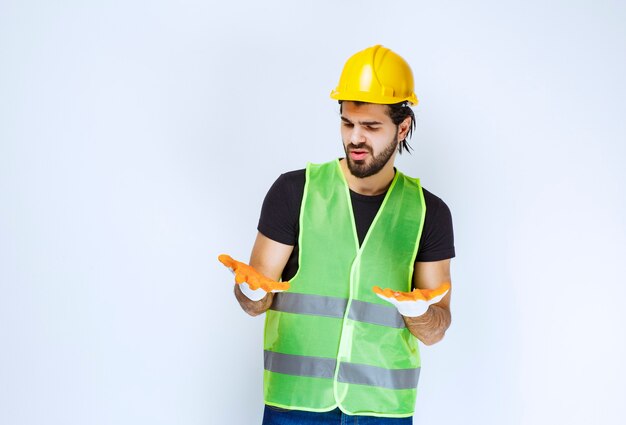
{"left": 339, "top": 101, "right": 416, "bottom": 154}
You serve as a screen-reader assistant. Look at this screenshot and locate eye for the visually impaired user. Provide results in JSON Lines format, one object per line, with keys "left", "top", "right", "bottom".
{"left": 366, "top": 126, "right": 380, "bottom": 131}
{"left": 342, "top": 122, "right": 354, "bottom": 128}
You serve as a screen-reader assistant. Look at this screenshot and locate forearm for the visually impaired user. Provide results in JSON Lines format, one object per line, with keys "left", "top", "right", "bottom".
{"left": 233, "top": 284, "right": 274, "bottom": 316}
{"left": 403, "top": 304, "right": 451, "bottom": 345}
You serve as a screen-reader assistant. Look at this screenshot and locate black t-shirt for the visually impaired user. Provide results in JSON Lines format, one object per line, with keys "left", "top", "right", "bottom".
{"left": 258, "top": 169, "right": 455, "bottom": 281}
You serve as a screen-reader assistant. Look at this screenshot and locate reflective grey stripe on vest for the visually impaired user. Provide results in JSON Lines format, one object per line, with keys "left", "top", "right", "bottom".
{"left": 338, "top": 362, "right": 420, "bottom": 390}
{"left": 348, "top": 300, "right": 406, "bottom": 328}
{"left": 264, "top": 351, "right": 419, "bottom": 390}
{"left": 271, "top": 292, "right": 347, "bottom": 318}
{"left": 264, "top": 350, "right": 336, "bottom": 379}
{"left": 271, "top": 293, "right": 405, "bottom": 328}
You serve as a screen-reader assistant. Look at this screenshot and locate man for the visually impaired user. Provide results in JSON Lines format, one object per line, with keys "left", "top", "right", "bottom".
{"left": 220, "top": 45, "right": 455, "bottom": 424}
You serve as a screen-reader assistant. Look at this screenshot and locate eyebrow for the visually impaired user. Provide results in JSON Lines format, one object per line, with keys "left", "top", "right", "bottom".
{"left": 341, "top": 116, "right": 383, "bottom": 126}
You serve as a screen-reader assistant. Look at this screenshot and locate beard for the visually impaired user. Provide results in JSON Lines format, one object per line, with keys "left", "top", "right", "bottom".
{"left": 344, "top": 135, "right": 398, "bottom": 178}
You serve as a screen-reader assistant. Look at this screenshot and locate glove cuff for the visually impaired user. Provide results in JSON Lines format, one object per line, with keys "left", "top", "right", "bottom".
{"left": 396, "top": 303, "right": 430, "bottom": 318}
{"left": 239, "top": 281, "right": 268, "bottom": 302}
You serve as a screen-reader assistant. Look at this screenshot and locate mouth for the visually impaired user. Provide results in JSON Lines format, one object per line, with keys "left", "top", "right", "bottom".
{"left": 349, "top": 149, "right": 370, "bottom": 161}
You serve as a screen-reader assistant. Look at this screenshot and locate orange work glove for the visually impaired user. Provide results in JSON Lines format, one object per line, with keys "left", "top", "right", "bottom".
{"left": 218, "top": 254, "right": 290, "bottom": 301}
{"left": 373, "top": 283, "right": 450, "bottom": 317}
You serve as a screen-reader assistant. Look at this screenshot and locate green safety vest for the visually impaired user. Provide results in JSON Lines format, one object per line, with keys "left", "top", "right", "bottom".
{"left": 263, "top": 159, "right": 426, "bottom": 417}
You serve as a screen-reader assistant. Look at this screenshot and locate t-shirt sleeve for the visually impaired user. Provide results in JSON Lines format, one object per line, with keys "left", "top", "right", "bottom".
{"left": 256, "top": 170, "right": 305, "bottom": 246}
{"left": 416, "top": 189, "right": 456, "bottom": 262}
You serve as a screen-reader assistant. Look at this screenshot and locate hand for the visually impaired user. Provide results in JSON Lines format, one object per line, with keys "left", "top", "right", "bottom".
{"left": 218, "top": 254, "right": 290, "bottom": 301}
{"left": 373, "top": 283, "right": 450, "bottom": 317}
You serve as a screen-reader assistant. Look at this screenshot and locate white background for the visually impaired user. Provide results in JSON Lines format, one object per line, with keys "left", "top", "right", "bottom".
{"left": 1, "top": 1, "right": 625, "bottom": 424}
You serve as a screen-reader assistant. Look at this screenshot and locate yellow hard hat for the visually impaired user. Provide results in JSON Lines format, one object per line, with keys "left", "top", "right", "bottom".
{"left": 330, "top": 45, "right": 418, "bottom": 106}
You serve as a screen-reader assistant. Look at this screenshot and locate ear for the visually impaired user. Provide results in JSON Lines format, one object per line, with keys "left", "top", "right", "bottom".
{"left": 397, "top": 116, "right": 412, "bottom": 141}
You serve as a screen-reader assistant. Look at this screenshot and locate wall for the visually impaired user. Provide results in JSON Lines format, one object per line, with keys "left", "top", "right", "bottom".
{"left": 1, "top": 1, "right": 625, "bottom": 424}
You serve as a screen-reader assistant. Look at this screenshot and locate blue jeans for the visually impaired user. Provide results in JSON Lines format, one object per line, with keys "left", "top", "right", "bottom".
{"left": 262, "top": 406, "right": 413, "bottom": 425}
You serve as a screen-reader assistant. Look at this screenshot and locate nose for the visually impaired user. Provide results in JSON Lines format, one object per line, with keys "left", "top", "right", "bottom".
{"left": 350, "top": 126, "right": 366, "bottom": 145}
